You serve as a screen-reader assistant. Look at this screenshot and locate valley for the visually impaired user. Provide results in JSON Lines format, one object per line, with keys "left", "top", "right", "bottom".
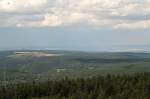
{"left": 0, "top": 50, "right": 150, "bottom": 83}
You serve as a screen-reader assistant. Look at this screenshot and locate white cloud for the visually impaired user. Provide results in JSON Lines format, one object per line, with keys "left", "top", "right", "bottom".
{"left": 0, "top": 0, "right": 48, "bottom": 12}
{"left": 0, "top": 0, "right": 150, "bottom": 29}
{"left": 114, "top": 20, "right": 150, "bottom": 29}
{"left": 41, "top": 14, "right": 62, "bottom": 27}
{"left": 27, "top": 0, "right": 47, "bottom": 7}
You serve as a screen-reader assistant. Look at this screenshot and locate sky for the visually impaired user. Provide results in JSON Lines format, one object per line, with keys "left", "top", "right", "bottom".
{"left": 0, "top": 0, "right": 150, "bottom": 51}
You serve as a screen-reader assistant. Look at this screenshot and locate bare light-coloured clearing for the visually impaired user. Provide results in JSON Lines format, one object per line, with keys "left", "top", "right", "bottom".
{"left": 8, "top": 52, "right": 63, "bottom": 58}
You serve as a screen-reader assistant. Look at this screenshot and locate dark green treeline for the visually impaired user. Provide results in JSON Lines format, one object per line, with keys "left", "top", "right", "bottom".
{"left": 0, "top": 73, "right": 150, "bottom": 99}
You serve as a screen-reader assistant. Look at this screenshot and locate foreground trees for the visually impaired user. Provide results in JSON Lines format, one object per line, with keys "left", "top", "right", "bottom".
{"left": 0, "top": 73, "right": 150, "bottom": 99}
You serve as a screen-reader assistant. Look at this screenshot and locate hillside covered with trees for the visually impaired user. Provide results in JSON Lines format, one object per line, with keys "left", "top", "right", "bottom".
{"left": 0, "top": 73, "right": 150, "bottom": 99}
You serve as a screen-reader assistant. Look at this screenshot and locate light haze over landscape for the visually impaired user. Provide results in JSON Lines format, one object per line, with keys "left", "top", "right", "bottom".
{"left": 1, "top": 1, "right": 150, "bottom": 98}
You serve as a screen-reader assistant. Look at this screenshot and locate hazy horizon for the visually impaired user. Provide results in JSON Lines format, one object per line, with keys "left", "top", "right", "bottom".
{"left": 0, "top": 0, "right": 150, "bottom": 52}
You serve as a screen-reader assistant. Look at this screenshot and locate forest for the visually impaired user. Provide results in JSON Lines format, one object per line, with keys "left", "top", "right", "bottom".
{"left": 1, "top": 51, "right": 150, "bottom": 82}
{"left": 0, "top": 73, "right": 150, "bottom": 99}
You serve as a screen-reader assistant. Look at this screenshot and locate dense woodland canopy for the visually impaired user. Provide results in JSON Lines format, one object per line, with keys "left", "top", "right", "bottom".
{"left": 0, "top": 73, "right": 150, "bottom": 99}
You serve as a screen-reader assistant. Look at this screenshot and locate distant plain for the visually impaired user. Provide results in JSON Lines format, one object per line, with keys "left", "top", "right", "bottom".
{"left": 0, "top": 50, "right": 150, "bottom": 83}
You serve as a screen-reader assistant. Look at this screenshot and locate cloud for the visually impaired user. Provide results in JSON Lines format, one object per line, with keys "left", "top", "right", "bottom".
{"left": 0, "top": 0, "right": 150, "bottom": 29}
{"left": 41, "top": 14, "right": 62, "bottom": 27}
{"left": 114, "top": 20, "right": 150, "bottom": 29}
{"left": 0, "top": 0, "right": 48, "bottom": 12}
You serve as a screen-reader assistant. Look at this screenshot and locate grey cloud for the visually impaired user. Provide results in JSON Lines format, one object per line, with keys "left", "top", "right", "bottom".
{"left": 0, "top": 0, "right": 150, "bottom": 29}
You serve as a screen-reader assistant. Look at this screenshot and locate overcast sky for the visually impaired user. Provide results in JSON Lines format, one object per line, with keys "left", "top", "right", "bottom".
{"left": 0, "top": 0, "right": 150, "bottom": 51}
